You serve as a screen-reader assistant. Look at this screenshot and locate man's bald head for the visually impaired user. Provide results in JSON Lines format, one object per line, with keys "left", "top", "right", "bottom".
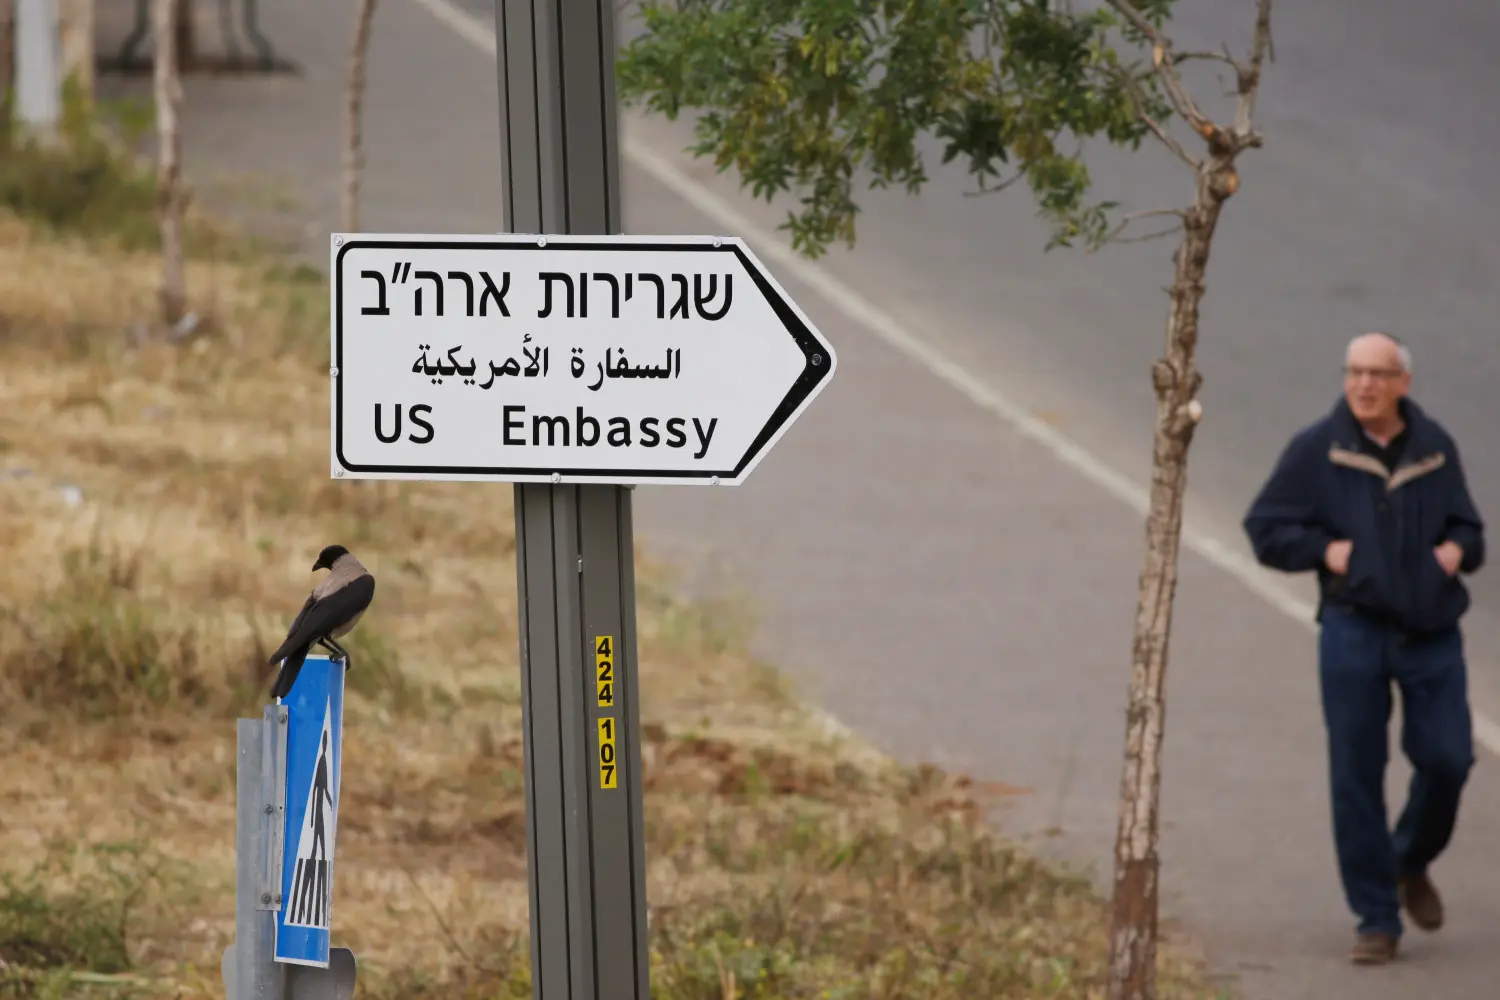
{"left": 1343, "top": 331, "right": 1411, "bottom": 431}
{"left": 1346, "top": 331, "right": 1411, "bottom": 375}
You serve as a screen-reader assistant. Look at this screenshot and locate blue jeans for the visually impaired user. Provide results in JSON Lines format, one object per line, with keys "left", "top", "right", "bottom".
{"left": 1318, "top": 606, "right": 1476, "bottom": 937}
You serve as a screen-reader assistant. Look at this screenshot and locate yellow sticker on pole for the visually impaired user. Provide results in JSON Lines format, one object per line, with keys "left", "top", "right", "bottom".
{"left": 595, "top": 635, "right": 614, "bottom": 708}
{"left": 597, "top": 715, "right": 617, "bottom": 789}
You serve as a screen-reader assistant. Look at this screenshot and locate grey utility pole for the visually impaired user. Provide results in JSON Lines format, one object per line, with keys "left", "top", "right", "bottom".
{"left": 492, "top": 5, "right": 650, "bottom": 1000}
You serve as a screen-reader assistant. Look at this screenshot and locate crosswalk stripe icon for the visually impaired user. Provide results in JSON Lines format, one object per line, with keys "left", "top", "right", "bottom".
{"left": 286, "top": 698, "right": 337, "bottom": 929}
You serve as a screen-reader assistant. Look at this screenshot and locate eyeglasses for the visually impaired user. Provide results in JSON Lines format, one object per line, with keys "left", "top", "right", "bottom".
{"left": 1344, "top": 365, "right": 1405, "bottom": 381}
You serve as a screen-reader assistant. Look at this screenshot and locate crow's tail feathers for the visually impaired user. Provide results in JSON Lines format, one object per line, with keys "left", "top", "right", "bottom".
{"left": 268, "top": 643, "right": 311, "bottom": 700}
{"left": 267, "top": 633, "right": 302, "bottom": 666}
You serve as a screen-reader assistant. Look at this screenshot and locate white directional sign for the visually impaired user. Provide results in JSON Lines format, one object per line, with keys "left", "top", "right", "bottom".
{"left": 328, "top": 233, "right": 837, "bottom": 486}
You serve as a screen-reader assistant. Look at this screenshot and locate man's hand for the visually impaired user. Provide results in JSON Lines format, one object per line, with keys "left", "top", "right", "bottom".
{"left": 1325, "top": 539, "right": 1353, "bottom": 575}
{"left": 1435, "top": 540, "right": 1465, "bottom": 577}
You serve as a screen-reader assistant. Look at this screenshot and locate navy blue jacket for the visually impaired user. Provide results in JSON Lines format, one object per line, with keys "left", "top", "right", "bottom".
{"left": 1243, "top": 396, "right": 1485, "bottom": 635}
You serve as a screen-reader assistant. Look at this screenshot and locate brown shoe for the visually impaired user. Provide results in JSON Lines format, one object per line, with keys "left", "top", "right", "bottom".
{"left": 1350, "top": 931, "right": 1399, "bottom": 965}
{"left": 1399, "top": 873, "right": 1445, "bottom": 932}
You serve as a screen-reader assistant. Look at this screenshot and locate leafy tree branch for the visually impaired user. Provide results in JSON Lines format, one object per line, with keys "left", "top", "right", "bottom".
{"left": 616, "top": 0, "right": 1183, "bottom": 256}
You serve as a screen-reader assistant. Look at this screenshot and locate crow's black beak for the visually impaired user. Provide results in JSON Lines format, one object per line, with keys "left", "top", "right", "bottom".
{"left": 312, "top": 559, "right": 328, "bottom": 572}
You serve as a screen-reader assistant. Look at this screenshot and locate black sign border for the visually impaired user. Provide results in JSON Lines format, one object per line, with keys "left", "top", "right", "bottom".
{"left": 332, "top": 239, "right": 834, "bottom": 481}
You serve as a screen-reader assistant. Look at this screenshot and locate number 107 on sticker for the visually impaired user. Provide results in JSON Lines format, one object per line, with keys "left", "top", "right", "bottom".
{"left": 598, "top": 716, "right": 617, "bottom": 789}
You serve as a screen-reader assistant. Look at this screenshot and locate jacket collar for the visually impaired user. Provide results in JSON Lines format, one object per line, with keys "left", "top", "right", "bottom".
{"left": 1327, "top": 396, "right": 1447, "bottom": 488}
{"left": 1329, "top": 395, "right": 1440, "bottom": 454}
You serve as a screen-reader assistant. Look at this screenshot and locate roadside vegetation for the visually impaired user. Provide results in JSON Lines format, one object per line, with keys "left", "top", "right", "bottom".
{"left": 0, "top": 109, "right": 1229, "bottom": 999}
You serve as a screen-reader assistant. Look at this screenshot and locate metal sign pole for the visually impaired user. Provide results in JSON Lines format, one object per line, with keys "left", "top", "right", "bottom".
{"left": 229, "top": 714, "right": 287, "bottom": 1000}
{"left": 494, "top": 3, "right": 650, "bottom": 1000}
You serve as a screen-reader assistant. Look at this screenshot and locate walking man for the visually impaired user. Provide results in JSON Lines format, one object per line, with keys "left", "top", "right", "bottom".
{"left": 1244, "top": 331, "right": 1485, "bottom": 965}
{"left": 310, "top": 729, "right": 333, "bottom": 864}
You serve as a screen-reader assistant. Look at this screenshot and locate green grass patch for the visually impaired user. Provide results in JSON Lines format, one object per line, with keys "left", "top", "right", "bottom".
{"left": 0, "top": 838, "right": 191, "bottom": 999}
{"left": 0, "top": 94, "right": 160, "bottom": 250}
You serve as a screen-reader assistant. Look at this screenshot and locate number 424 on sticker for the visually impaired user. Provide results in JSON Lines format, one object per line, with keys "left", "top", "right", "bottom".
{"left": 596, "top": 635, "right": 614, "bottom": 708}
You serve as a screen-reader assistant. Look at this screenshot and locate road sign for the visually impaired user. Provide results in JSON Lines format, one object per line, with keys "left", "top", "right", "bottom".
{"left": 274, "top": 655, "right": 346, "bottom": 968}
{"left": 329, "top": 233, "right": 837, "bottom": 486}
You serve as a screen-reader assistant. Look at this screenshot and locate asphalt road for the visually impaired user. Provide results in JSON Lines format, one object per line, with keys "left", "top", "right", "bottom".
{"left": 601, "top": 0, "right": 1500, "bottom": 672}
{"left": 93, "top": 0, "right": 1500, "bottom": 996}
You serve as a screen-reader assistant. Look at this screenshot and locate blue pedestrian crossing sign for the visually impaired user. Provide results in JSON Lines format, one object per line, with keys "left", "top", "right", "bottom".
{"left": 273, "top": 654, "right": 346, "bottom": 968}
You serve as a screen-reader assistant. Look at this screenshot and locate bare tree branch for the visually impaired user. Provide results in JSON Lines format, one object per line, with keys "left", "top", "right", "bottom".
{"left": 1169, "top": 47, "right": 1243, "bottom": 74}
{"left": 1168, "top": 48, "right": 1243, "bottom": 105}
{"left": 1106, "top": 0, "right": 1276, "bottom": 159}
{"left": 961, "top": 173, "right": 1025, "bottom": 198}
{"left": 1234, "top": 0, "right": 1275, "bottom": 141}
{"left": 1138, "top": 107, "right": 1198, "bottom": 168}
{"left": 1116, "top": 226, "right": 1185, "bottom": 245}
{"left": 1152, "top": 57, "right": 1204, "bottom": 129}
{"left": 1101, "top": 206, "right": 1187, "bottom": 246}
{"left": 1101, "top": 0, "right": 1209, "bottom": 129}
{"left": 1111, "top": 64, "right": 1200, "bottom": 169}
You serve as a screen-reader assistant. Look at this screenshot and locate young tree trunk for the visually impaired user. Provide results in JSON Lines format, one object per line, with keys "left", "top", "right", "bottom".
{"left": 172, "top": 0, "right": 194, "bottom": 73}
{"left": 1096, "top": 3, "right": 1272, "bottom": 992}
{"left": 57, "top": 0, "right": 93, "bottom": 112}
{"left": 0, "top": 0, "right": 14, "bottom": 139}
{"left": 341, "top": 0, "right": 378, "bottom": 233}
{"left": 1105, "top": 157, "right": 1239, "bottom": 1000}
{"left": 153, "top": 0, "right": 187, "bottom": 326}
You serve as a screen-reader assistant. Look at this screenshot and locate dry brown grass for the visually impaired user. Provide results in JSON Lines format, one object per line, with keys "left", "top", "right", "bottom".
{"left": 0, "top": 185, "right": 1230, "bottom": 999}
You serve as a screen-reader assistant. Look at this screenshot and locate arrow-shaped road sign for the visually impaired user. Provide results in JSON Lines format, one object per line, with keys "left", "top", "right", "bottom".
{"left": 329, "top": 234, "right": 837, "bottom": 486}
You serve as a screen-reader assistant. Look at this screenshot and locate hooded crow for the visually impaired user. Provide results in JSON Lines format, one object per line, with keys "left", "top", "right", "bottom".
{"left": 267, "top": 544, "right": 375, "bottom": 700}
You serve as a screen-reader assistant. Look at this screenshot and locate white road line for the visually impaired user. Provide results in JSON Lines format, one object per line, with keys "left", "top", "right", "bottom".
{"left": 409, "top": 0, "right": 1500, "bottom": 759}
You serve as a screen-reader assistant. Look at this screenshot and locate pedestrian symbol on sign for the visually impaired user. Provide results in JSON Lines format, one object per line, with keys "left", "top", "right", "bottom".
{"left": 287, "top": 709, "right": 336, "bottom": 929}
